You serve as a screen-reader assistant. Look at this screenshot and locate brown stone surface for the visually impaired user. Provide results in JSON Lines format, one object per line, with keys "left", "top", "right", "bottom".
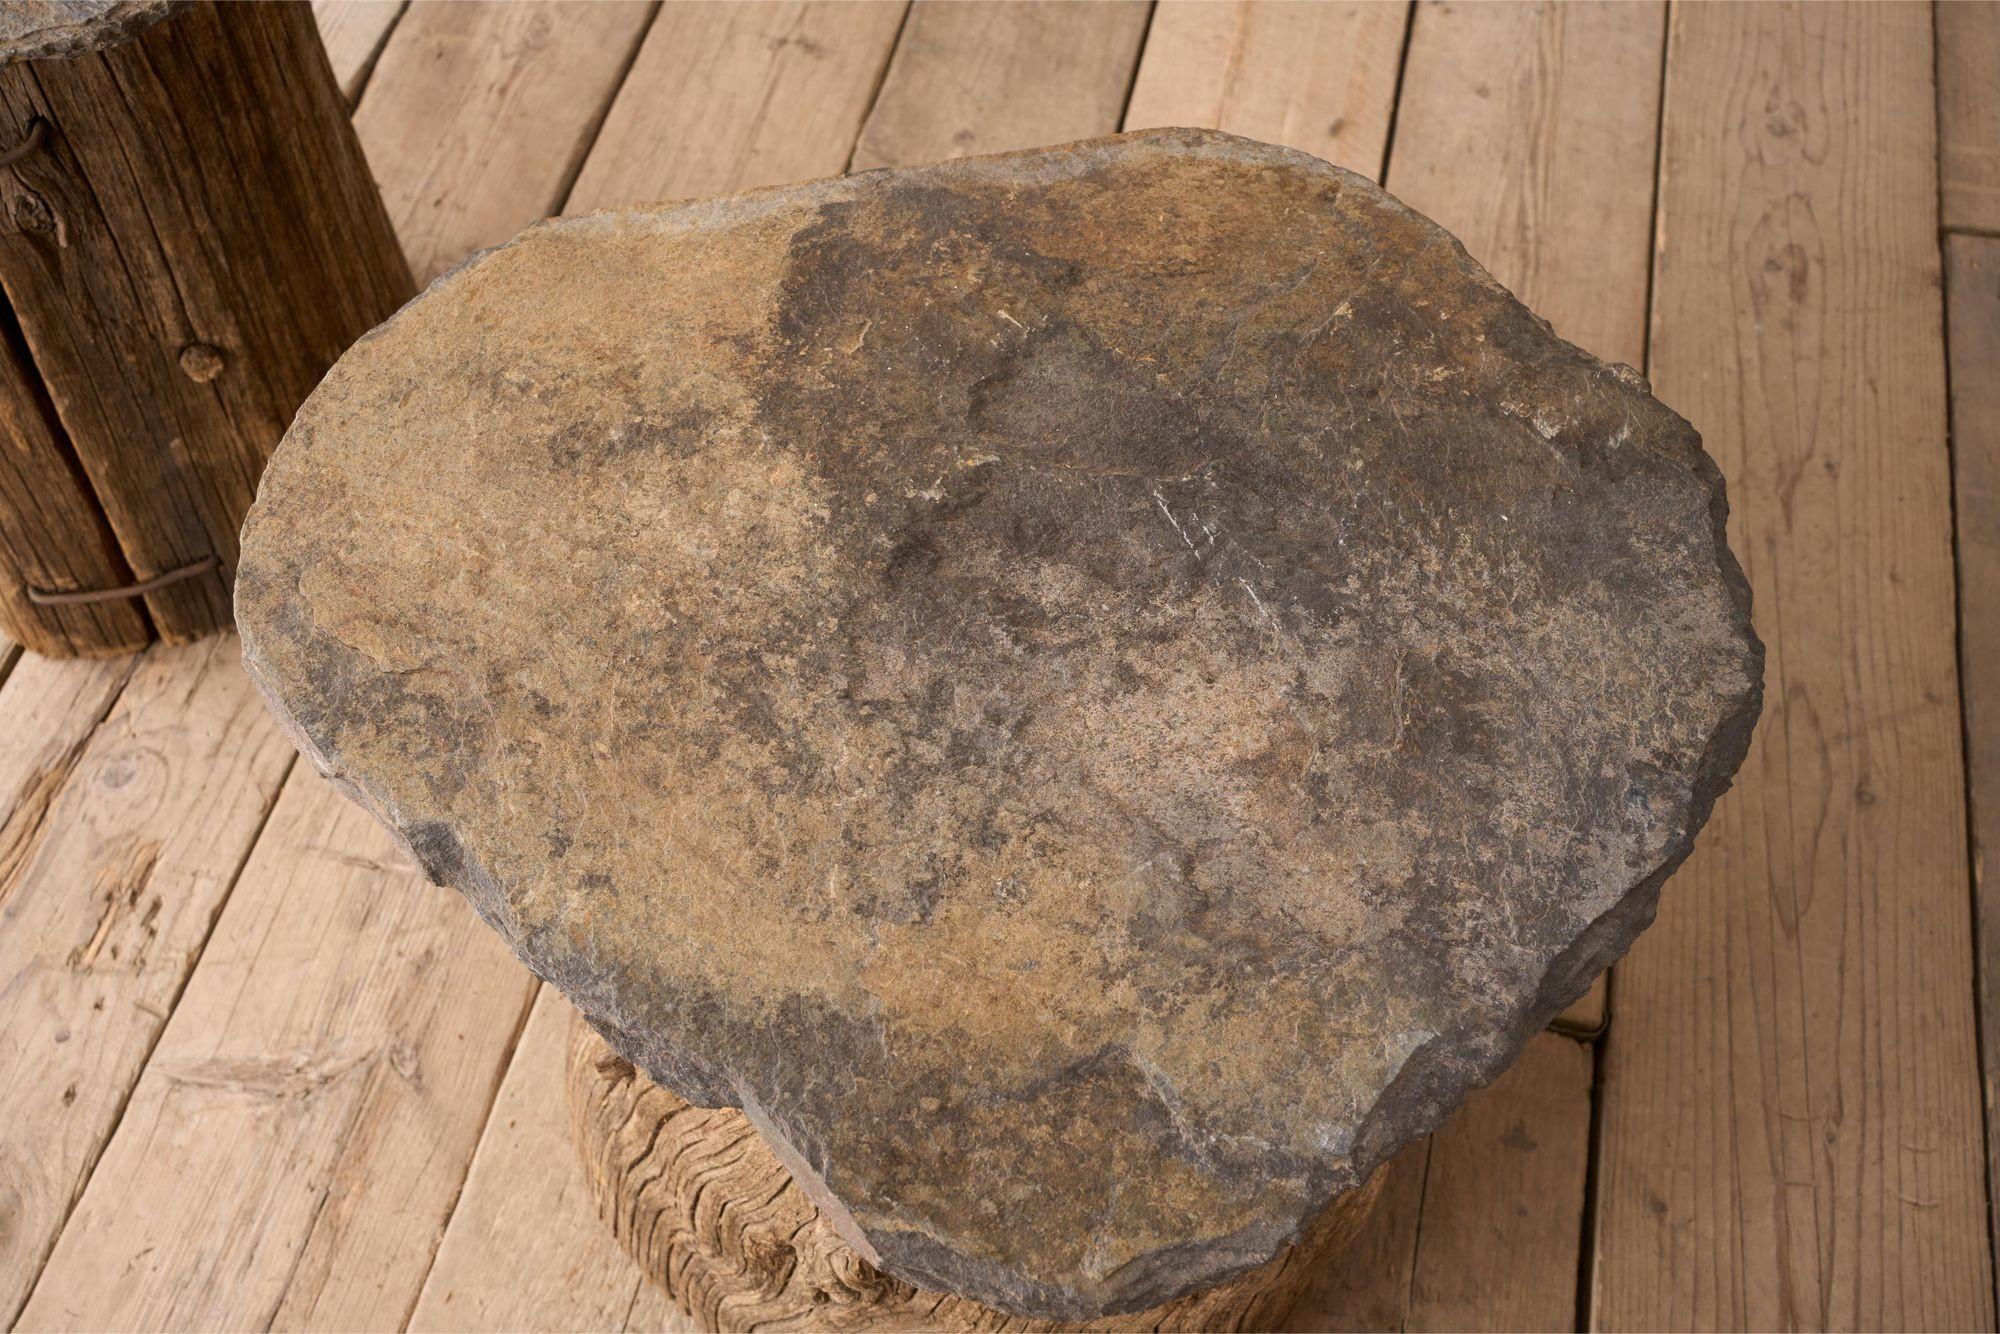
{"left": 236, "top": 129, "right": 1762, "bottom": 1319}
{"left": 0, "top": 0, "right": 185, "bottom": 62}
{"left": 567, "top": 1009, "right": 1386, "bottom": 1331}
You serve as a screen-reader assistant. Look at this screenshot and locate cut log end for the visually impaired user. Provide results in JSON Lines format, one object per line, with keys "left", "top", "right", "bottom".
{"left": 564, "top": 1011, "right": 1383, "bottom": 1332}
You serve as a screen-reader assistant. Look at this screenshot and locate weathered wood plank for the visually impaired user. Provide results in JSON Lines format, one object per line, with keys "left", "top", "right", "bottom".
{"left": 567, "top": 1, "right": 904, "bottom": 213}
{"left": 409, "top": 989, "right": 688, "bottom": 1333}
{"left": 1283, "top": 1034, "right": 1593, "bottom": 1333}
{"left": 852, "top": 0, "right": 1150, "bottom": 171}
{"left": 354, "top": 0, "right": 657, "bottom": 284}
{"left": 16, "top": 770, "right": 539, "bottom": 1331}
{"left": 8, "top": 2, "right": 665, "bottom": 1319}
{"left": 5, "top": 0, "right": 684, "bottom": 1319}
{"left": 1388, "top": 0, "right": 1660, "bottom": 373}
{"left": 0, "top": 652, "right": 136, "bottom": 899}
{"left": 1940, "top": 0, "right": 2000, "bottom": 235}
{"left": 1949, "top": 231, "right": 2000, "bottom": 1319}
{"left": 0, "top": 637, "right": 293, "bottom": 1325}
{"left": 313, "top": 0, "right": 406, "bottom": 105}
{"left": 1593, "top": 5, "right": 1991, "bottom": 1328}
{"left": 1123, "top": 0, "right": 1407, "bottom": 178}
{"left": 1404, "top": 1032, "right": 1593, "bottom": 1330}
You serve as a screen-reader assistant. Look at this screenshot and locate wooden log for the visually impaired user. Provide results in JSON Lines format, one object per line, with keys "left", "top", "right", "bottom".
{"left": 565, "top": 1013, "right": 1384, "bottom": 1334}
{"left": 0, "top": 0, "right": 412, "bottom": 655}
{"left": 0, "top": 309, "right": 148, "bottom": 657}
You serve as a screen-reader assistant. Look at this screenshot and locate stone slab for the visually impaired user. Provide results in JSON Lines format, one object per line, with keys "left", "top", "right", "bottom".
{"left": 0, "top": 0, "right": 185, "bottom": 62}
{"left": 236, "top": 128, "right": 1763, "bottom": 1320}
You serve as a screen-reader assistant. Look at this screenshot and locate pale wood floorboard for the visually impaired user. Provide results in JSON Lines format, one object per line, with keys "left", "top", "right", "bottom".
{"left": 852, "top": 0, "right": 1150, "bottom": 171}
{"left": 4, "top": 7, "right": 667, "bottom": 1327}
{"left": 1592, "top": 4, "right": 1991, "bottom": 1328}
{"left": 1940, "top": 0, "right": 2000, "bottom": 235}
{"left": 567, "top": 0, "right": 906, "bottom": 213}
{"left": 410, "top": 989, "right": 688, "bottom": 1333}
{"left": 1124, "top": 0, "right": 1407, "bottom": 180}
{"left": 18, "top": 774, "right": 537, "bottom": 1331}
{"left": 1943, "top": 1, "right": 2000, "bottom": 1316}
{"left": 354, "top": 0, "right": 658, "bottom": 284}
{"left": 311, "top": 0, "right": 406, "bottom": 105}
{"left": 0, "top": 639, "right": 290, "bottom": 1326}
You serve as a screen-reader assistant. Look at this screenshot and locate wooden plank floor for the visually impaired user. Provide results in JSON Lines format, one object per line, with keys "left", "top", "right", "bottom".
{"left": 2, "top": 2, "right": 1994, "bottom": 1329}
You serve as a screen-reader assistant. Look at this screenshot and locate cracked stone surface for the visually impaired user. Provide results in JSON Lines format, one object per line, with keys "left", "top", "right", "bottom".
{"left": 236, "top": 128, "right": 1763, "bottom": 1320}
{"left": 0, "top": 0, "right": 185, "bottom": 62}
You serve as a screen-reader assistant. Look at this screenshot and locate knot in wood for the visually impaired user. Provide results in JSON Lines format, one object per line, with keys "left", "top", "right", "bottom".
{"left": 9, "top": 188, "right": 54, "bottom": 236}
{"left": 178, "top": 342, "right": 225, "bottom": 382}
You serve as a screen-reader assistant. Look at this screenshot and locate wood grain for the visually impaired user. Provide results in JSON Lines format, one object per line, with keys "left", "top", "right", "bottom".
{"left": 411, "top": 988, "right": 687, "bottom": 1334}
{"left": 313, "top": 0, "right": 407, "bottom": 104}
{"left": 1949, "top": 231, "right": 2000, "bottom": 1320}
{"left": 852, "top": 0, "right": 1150, "bottom": 170}
{"left": 1939, "top": 0, "right": 2000, "bottom": 235}
{"left": 17, "top": 769, "right": 539, "bottom": 1331}
{"left": 0, "top": 1, "right": 412, "bottom": 645}
{"left": 1280, "top": 1035, "right": 1593, "bottom": 1333}
{"left": 0, "top": 652, "right": 136, "bottom": 903}
{"left": 567, "top": 1, "right": 905, "bottom": 214}
{"left": 1388, "top": 0, "right": 1660, "bottom": 372}
{"left": 1123, "top": 0, "right": 1408, "bottom": 179}
{"left": 355, "top": 0, "right": 657, "bottom": 283}
{"left": 0, "top": 312, "right": 148, "bottom": 657}
{"left": 569, "top": 1013, "right": 1384, "bottom": 1332}
{"left": 0, "top": 638, "right": 294, "bottom": 1325}
{"left": 1282, "top": 1140, "right": 1427, "bottom": 1332}
{"left": 1, "top": 0, "right": 664, "bottom": 1320}
{"left": 1593, "top": 5, "right": 1992, "bottom": 1328}
{"left": 1404, "top": 1033, "right": 1593, "bottom": 1331}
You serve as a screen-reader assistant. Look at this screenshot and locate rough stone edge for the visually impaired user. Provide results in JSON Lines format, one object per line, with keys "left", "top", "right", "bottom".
{"left": 235, "top": 126, "right": 1767, "bottom": 1321}
{"left": 0, "top": 0, "right": 189, "bottom": 63}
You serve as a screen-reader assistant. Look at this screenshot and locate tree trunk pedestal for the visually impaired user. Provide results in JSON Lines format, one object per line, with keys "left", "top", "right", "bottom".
{"left": 0, "top": 0, "right": 412, "bottom": 658}
{"left": 565, "top": 1013, "right": 1384, "bottom": 1333}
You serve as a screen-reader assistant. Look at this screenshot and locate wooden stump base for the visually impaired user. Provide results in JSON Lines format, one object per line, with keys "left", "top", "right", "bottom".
{"left": 565, "top": 1013, "right": 1383, "bottom": 1332}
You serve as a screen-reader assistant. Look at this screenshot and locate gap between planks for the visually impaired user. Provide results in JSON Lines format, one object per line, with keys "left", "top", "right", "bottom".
{"left": 1938, "top": 0, "right": 2000, "bottom": 1316}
